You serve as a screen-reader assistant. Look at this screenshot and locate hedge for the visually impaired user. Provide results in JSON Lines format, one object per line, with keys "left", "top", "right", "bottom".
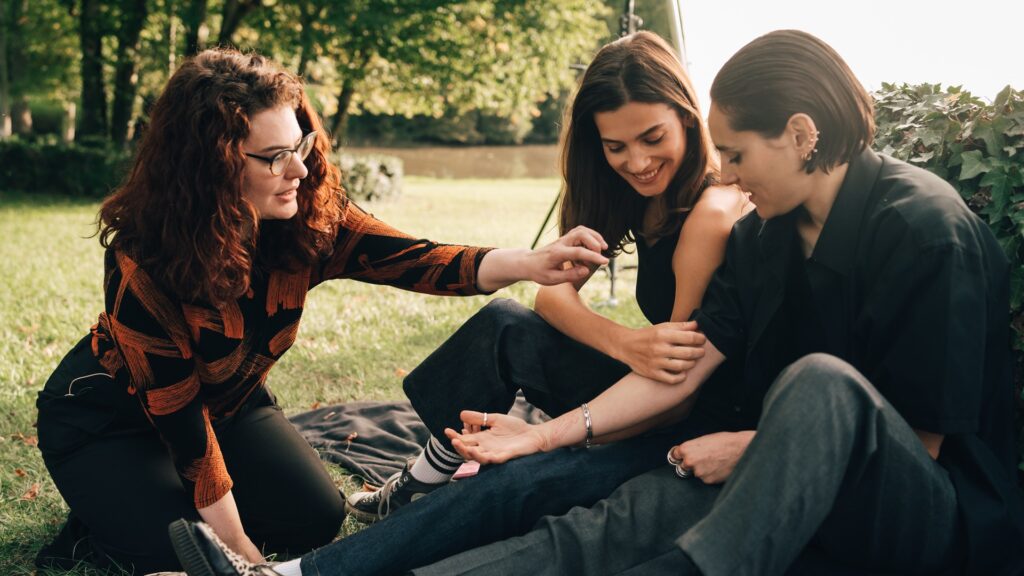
{"left": 0, "top": 136, "right": 402, "bottom": 202}
{"left": 872, "top": 83, "right": 1024, "bottom": 478}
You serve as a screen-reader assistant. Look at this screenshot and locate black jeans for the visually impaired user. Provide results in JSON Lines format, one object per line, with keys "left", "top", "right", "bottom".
{"left": 298, "top": 298, "right": 719, "bottom": 575}
{"left": 36, "top": 335, "right": 345, "bottom": 574}
{"left": 403, "top": 298, "right": 633, "bottom": 451}
{"left": 416, "top": 354, "right": 960, "bottom": 576}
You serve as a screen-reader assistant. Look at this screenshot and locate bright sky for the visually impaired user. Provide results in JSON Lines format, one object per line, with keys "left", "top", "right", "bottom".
{"left": 675, "top": 0, "right": 1021, "bottom": 114}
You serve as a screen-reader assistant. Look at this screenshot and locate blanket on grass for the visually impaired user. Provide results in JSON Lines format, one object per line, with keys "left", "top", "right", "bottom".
{"left": 288, "top": 393, "right": 548, "bottom": 486}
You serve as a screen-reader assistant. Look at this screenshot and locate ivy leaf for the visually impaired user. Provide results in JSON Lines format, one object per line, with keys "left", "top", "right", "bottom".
{"left": 959, "top": 150, "right": 991, "bottom": 180}
{"left": 982, "top": 169, "right": 1013, "bottom": 214}
{"left": 910, "top": 151, "right": 935, "bottom": 164}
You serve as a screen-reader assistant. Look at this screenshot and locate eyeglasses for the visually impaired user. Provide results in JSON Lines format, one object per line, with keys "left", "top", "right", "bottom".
{"left": 244, "top": 131, "right": 318, "bottom": 176}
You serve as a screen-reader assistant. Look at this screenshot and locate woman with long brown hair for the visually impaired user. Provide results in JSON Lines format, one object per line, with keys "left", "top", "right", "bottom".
{"left": 33, "top": 48, "right": 606, "bottom": 574}
{"left": 340, "top": 29, "right": 749, "bottom": 526}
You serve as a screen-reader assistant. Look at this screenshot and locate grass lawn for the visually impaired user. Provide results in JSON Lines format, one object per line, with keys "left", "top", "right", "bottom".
{"left": 0, "top": 177, "right": 645, "bottom": 575}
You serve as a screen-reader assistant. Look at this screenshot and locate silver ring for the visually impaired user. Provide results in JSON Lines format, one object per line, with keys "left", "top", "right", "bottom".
{"left": 483, "top": 412, "right": 489, "bottom": 427}
{"left": 666, "top": 449, "right": 681, "bottom": 466}
{"left": 675, "top": 465, "right": 693, "bottom": 479}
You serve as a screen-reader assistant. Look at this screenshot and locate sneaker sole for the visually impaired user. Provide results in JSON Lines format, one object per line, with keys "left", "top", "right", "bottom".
{"left": 344, "top": 500, "right": 387, "bottom": 524}
{"left": 168, "top": 519, "right": 216, "bottom": 576}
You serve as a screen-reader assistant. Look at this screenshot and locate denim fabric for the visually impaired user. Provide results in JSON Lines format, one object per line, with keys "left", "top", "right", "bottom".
{"left": 402, "top": 298, "right": 632, "bottom": 452}
{"left": 299, "top": 297, "right": 717, "bottom": 575}
{"left": 301, "top": 419, "right": 712, "bottom": 576}
{"left": 414, "top": 354, "right": 959, "bottom": 576}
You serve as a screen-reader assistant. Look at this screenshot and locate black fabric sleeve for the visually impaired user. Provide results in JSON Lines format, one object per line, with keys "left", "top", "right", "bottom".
{"left": 864, "top": 240, "right": 986, "bottom": 434}
{"left": 692, "top": 231, "right": 746, "bottom": 360}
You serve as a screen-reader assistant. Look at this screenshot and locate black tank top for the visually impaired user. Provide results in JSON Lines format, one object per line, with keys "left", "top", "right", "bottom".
{"left": 634, "top": 213, "right": 688, "bottom": 325}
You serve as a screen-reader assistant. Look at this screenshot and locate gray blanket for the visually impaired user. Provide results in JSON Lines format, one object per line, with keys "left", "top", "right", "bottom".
{"left": 288, "top": 394, "right": 548, "bottom": 486}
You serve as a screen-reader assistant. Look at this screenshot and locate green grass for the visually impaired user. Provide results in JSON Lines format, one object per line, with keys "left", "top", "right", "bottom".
{"left": 0, "top": 178, "right": 645, "bottom": 574}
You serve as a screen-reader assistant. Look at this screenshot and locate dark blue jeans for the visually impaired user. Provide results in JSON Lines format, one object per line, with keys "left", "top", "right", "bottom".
{"left": 299, "top": 298, "right": 718, "bottom": 575}
{"left": 301, "top": 419, "right": 714, "bottom": 576}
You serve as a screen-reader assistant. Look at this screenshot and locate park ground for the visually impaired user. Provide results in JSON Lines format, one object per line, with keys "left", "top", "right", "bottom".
{"left": 0, "top": 177, "right": 645, "bottom": 575}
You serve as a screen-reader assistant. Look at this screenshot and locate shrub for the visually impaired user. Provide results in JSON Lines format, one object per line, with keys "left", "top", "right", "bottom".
{"left": 335, "top": 153, "right": 404, "bottom": 202}
{"left": 0, "top": 136, "right": 132, "bottom": 197}
{"left": 872, "top": 83, "right": 1024, "bottom": 478}
{"left": 0, "top": 137, "right": 403, "bottom": 203}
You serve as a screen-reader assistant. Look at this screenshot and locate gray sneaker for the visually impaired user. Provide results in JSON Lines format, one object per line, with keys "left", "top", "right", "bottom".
{"left": 344, "top": 460, "right": 444, "bottom": 523}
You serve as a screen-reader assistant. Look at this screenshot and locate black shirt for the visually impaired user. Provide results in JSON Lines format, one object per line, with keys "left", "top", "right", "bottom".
{"left": 636, "top": 221, "right": 684, "bottom": 325}
{"left": 693, "top": 148, "right": 1024, "bottom": 572}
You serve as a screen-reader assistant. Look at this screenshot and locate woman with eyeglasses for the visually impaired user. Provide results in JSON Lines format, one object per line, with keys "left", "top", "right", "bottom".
{"left": 32, "top": 48, "right": 607, "bottom": 574}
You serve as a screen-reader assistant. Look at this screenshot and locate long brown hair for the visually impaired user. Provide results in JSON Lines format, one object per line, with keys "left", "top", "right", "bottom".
{"left": 99, "top": 49, "right": 344, "bottom": 305}
{"left": 559, "top": 31, "right": 718, "bottom": 256}
{"left": 710, "top": 30, "right": 874, "bottom": 174}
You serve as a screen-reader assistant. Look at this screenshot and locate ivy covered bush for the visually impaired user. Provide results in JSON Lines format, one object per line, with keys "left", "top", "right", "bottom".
{"left": 872, "top": 83, "right": 1024, "bottom": 477}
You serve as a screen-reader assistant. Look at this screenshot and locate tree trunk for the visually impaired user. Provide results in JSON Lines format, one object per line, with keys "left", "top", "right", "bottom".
{"left": 110, "top": 0, "right": 149, "bottom": 146}
{"left": 183, "top": 0, "right": 208, "bottom": 56}
{"left": 330, "top": 77, "right": 357, "bottom": 147}
{"left": 11, "top": 96, "right": 30, "bottom": 134}
{"left": 167, "top": 0, "right": 177, "bottom": 73}
{"left": 296, "top": 1, "right": 324, "bottom": 78}
{"left": 0, "top": 0, "right": 10, "bottom": 140}
{"left": 78, "top": 0, "right": 107, "bottom": 139}
{"left": 218, "top": 0, "right": 261, "bottom": 47}
{"left": 5, "top": 0, "right": 29, "bottom": 136}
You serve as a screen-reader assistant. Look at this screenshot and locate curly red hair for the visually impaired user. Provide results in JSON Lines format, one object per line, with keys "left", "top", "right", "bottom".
{"left": 99, "top": 48, "right": 344, "bottom": 305}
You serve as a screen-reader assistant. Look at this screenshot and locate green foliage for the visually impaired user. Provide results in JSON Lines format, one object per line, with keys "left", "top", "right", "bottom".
{"left": 336, "top": 153, "right": 404, "bottom": 202}
{"left": 872, "top": 83, "right": 1024, "bottom": 476}
{"left": 0, "top": 137, "right": 132, "bottom": 197}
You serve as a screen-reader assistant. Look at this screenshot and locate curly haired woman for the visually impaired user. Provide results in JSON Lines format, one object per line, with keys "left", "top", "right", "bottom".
{"left": 33, "top": 48, "right": 607, "bottom": 574}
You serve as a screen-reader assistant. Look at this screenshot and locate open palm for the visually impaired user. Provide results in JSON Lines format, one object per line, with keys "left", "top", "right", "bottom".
{"left": 444, "top": 411, "right": 548, "bottom": 464}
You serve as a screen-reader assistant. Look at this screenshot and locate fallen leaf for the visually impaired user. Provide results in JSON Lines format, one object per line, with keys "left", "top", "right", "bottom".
{"left": 21, "top": 435, "right": 38, "bottom": 447}
{"left": 394, "top": 368, "right": 409, "bottom": 377}
{"left": 21, "top": 483, "right": 40, "bottom": 500}
{"left": 14, "top": 468, "right": 26, "bottom": 477}
{"left": 310, "top": 401, "right": 322, "bottom": 410}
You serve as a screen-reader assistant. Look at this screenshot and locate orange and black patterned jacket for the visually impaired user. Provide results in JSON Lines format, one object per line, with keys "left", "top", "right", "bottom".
{"left": 90, "top": 201, "right": 493, "bottom": 509}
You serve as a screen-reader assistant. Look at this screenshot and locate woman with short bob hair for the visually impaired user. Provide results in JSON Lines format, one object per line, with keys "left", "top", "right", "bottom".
{"left": 33, "top": 47, "right": 608, "bottom": 573}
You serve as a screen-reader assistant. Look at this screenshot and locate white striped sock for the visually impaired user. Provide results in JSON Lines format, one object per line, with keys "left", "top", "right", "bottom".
{"left": 409, "top": 437, "right": 463, "bottom": 484}
{"left": 273, "top": 558, "right": 302, "bottom": 576}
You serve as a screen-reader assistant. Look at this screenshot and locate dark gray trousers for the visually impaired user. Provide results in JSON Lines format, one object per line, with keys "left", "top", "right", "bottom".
{"left": 414, "top": 353, "right": 960, "bottom": 576}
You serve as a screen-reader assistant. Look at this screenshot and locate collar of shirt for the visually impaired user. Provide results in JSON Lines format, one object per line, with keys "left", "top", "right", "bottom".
{"left": 808, "top": 148, "right": 884, "bottom": 276}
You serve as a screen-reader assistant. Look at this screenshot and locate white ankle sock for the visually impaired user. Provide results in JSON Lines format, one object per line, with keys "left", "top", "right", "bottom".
{"left": 274, "top": 558, "right": 302, "bottom": 576}
{"left": 408, "top": 436, "right": 463, "bottom": 484}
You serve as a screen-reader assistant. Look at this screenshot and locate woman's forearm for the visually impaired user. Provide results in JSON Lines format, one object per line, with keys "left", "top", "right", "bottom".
{"left": 537, "top": 342, "right": 725, "bottom": 450}
{"left": 535, "top": 283, "right": 630, "bottom": 360}
{"left": 475, "top": 248, "right": 529, "bottom": 293}
{"left": 197, "top": 490, "right": 262, "bottom": 561}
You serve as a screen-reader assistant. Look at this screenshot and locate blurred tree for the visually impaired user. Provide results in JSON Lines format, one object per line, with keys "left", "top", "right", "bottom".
{"left": 77, "top": 0, "right": 107, "bottom": 138}
{"left": 255, "top": 0, "right": 607, "bottom": 145}
{"left": 110, "top": 0, "right": 150, "bottom": 145}
{"left": 0, "top": 0, "right": 9, "bottom": 139}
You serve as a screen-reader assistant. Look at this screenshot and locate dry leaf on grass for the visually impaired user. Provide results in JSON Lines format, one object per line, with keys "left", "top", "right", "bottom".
{"left": 14, "top": 468, "right": 27, "bottom": 477}
{"left": 21, "top": 483, "right": 40, "bottom": 500}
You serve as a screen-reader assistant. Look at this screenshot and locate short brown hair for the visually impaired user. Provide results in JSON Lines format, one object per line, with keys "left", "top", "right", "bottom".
{"left": 99, "top": 48, "right": 343, "bottom": 305}
{"left": 710, "top": 29, "right": 874, "bottom": 173}
{"left": 559, "top": 31, "right": 718, "bottom": 256}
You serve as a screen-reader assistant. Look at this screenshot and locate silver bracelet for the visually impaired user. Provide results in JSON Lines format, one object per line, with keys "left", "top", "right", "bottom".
{"left": 581, "top": 402, "right": 593, "bottom": 448}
